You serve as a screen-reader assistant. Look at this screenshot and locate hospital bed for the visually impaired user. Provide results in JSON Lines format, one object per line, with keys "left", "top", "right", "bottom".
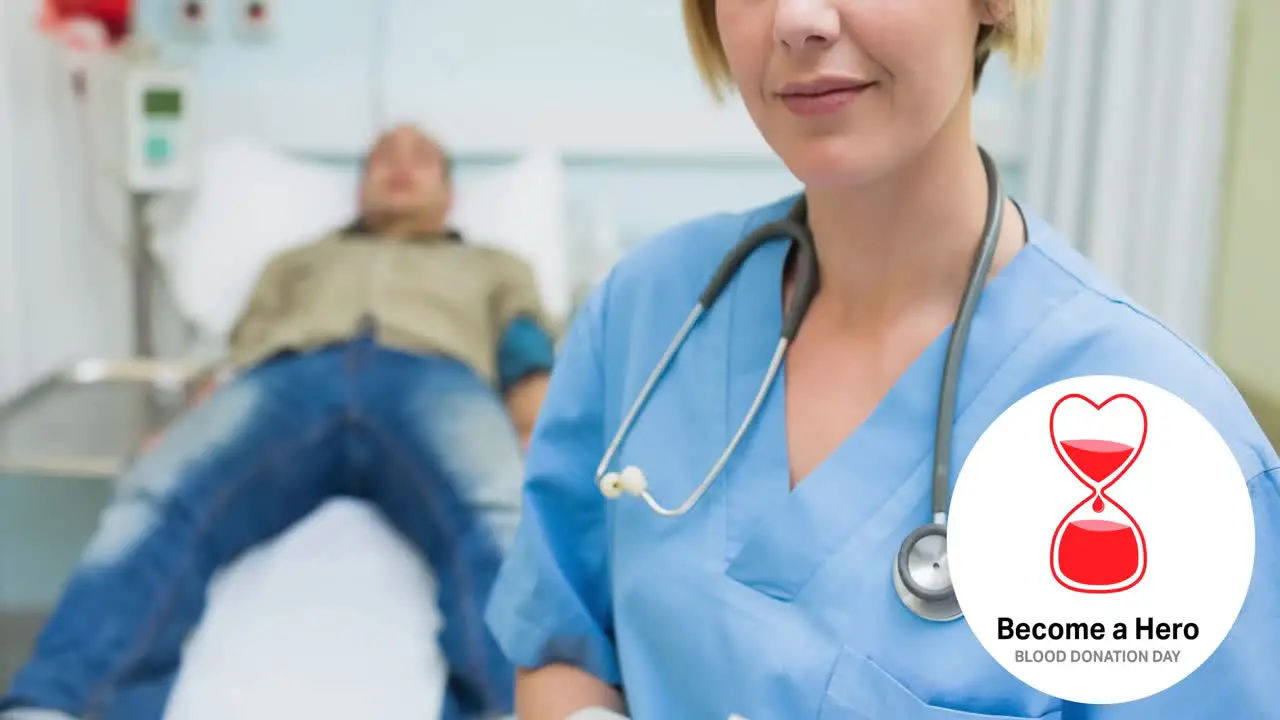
{"left": 0, "top": 137, "right": 585, "bottom": 718}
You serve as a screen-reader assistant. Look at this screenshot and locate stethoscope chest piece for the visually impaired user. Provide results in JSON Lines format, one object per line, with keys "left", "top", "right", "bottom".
{"left": 893, "top": 523, "right": 962, "bottom": 622}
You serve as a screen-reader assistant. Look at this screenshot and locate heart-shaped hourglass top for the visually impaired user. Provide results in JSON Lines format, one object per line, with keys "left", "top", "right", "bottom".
{"left": 1049, "top": 393, "right": 1149, "bottom": 593}
{"left": 1064, "top": 439, "right": 1136, "bottom": 511}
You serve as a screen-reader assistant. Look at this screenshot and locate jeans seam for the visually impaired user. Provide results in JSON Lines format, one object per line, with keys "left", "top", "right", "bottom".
{"left": 83, "top": 414, "right": 346, "bottom": 719}
{"left": 360, "top": 418, "right": 498, "bottom": 714}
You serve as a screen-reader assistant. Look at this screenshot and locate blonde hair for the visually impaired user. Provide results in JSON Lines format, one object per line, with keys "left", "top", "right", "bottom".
{"left": 684, "top": 0, "right": 1050, "bottom": 100}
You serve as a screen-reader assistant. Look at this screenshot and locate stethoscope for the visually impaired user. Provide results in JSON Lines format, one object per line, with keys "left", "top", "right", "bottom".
{"left": 597, "top": 147, "right": 1005, "bottom": 623}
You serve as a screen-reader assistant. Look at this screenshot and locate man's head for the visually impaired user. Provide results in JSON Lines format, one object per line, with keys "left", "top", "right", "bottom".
{"left": 357, "top": 124, "right": 453, "bottom": 236}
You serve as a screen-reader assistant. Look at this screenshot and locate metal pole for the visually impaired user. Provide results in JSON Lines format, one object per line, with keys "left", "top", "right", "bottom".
{"left": 129, "top": 191, "right": 153, "bottom": 357}
{"left": 127, "top": 191, "right": 168, "bottom": 438}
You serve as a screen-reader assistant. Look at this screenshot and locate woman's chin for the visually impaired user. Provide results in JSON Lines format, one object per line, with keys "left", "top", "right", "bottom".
{"left": 773, "top": 136, "right": 894, "bottom": 190}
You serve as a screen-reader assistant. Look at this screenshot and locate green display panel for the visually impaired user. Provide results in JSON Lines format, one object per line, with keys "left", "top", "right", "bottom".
{"left": 143, "top": 88, "right": 182, "bottom": 117}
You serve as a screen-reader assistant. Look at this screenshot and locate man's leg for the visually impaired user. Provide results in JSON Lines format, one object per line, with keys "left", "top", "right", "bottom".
{"left": 1, "top": 359, "right": 348, "bottom": 719}
{"left": 358, "top": 353, "right": 522, "bottom": 720}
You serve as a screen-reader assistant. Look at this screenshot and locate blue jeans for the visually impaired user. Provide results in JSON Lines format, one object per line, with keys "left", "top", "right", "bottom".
{"left": 1, "top": 338, "right": 521, "bottom": 719}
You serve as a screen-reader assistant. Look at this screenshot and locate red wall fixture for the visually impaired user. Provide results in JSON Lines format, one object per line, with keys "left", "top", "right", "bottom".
{"left": 43, "top": 0, "right": 132, "bottom": 44}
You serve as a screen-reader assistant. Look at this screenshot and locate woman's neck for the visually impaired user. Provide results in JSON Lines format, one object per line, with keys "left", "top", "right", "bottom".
{"left": 802, "top": 108, "right": 1025, "bottom": 333}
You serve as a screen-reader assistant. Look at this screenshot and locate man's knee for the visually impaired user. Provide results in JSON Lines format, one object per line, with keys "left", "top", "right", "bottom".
{"left": 81, "top": 380, "right": 264, "bottom": 568}
{"left": 79, "top": 496, "right": 160, "bottom": 568}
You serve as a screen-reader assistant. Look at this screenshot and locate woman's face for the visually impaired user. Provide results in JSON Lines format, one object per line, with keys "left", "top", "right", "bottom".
{"left": 716, "top": 0, "right": 994, "bottom": 188}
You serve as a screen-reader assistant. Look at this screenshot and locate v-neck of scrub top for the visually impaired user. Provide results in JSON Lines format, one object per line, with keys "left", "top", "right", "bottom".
{"left": 720, "top": 214, "right": 1044, "bottom": 601}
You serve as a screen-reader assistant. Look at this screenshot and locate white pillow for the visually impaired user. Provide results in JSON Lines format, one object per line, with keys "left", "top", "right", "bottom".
{"left": 151, "top": 139, "right": 359, "bottom": 340}
{"left": 448, "top": 148, "right": 573, "bottom": 319}
{"left": 151, "top": 138, "right": 572, "bottom": 341}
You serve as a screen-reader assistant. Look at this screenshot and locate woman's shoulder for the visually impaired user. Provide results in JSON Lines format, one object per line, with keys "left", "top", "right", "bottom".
{"left": 1013, "top": 210, "right": 1278, "bottom": 481}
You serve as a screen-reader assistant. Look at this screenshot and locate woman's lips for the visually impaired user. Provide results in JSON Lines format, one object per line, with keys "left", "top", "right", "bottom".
{"left": 778, "top": 79, "right": 874, "bottom": 117}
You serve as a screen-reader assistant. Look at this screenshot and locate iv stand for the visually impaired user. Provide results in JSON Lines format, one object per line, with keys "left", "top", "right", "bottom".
{"left": 126, "top": 189, "right": 168, "bottom": 439}
{"left": 0, "top": 45, "right": 189, "bottom": 480}
{"left": 121, "top": 35, "right": 164, "bottom": 359}
{"left": 128, "top": 191, "right": 154, "bottom": 357}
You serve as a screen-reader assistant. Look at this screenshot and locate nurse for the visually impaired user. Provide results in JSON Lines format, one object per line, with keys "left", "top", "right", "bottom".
{"left": 486, "top": 0, "right": 1280, "bottom": 718}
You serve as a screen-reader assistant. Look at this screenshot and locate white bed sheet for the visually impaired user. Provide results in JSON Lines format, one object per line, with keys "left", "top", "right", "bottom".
{"left": 164, "top": 499, "right": 447, "bottom": 719}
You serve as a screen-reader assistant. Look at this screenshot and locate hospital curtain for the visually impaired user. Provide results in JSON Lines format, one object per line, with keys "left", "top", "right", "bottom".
{"left": 1023, "top": 0, "right": 1238, "bottom": 350}
{"left": 0, "top": 0, "right": 132, "bottom": 398}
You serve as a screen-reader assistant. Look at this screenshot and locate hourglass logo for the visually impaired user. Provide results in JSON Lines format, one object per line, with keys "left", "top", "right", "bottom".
{"left": 947, "top": 375, "right": 1257, "bottom": 705}
{"left": 1048, "top": 393, "right": 1148, "bottom": 594}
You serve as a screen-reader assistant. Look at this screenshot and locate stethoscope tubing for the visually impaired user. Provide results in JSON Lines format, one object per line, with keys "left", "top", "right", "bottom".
{"left": 930, "top": 146, "right": 1005, "bottom": 522}
{"left": 597, "top": 146, "right": 1004, "bottom": 535}
{"left": 594, "top": 216, "right": 818, "bottom": 516}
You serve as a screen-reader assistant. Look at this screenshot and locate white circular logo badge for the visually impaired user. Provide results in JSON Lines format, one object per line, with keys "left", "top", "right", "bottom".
{"left": 949, "top": 375, "right": 1256, "bottom": 705}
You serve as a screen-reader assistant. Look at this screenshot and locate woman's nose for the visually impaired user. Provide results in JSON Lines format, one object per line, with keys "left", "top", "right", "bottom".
{"left": 774, "top": 0, "right": 839, "bottom": 51}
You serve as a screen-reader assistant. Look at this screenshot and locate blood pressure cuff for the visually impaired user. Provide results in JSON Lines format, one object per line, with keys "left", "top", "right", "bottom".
{"left": 497, "top": 315, "right": 556, "bottom": 393}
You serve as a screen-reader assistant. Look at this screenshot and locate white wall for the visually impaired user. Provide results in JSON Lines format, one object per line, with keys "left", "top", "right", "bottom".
{"left": 0, "top": 0, "right": 1034, "bottom": 401}
{"left": 155, "top": 0, "right": 1032, "bottom": 257}
{"left": 130, "top": 0, "right": 1020, "bottom": 159}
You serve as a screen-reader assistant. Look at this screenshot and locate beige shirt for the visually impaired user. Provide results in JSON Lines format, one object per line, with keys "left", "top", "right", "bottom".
{"left": 228, "top": 230, "right": 548, "bottom": 387}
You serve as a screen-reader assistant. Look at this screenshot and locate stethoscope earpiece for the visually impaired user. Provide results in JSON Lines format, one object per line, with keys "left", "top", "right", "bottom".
{"left": 595, "top": 146, "right": 1006, "bottom": 623}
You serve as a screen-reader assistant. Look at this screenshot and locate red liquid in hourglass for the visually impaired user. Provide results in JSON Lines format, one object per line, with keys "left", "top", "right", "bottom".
{"left": 1061, "top": 439, "right": 1133, "bottom": 511}
{"left": 1058, "top": 518, "right": 1140, "bottom": 587}
{"left": 1055, "top": 439, "right": 1141, "bottom": 589}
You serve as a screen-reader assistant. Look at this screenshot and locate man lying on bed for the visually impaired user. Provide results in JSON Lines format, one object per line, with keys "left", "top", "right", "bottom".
{"left": 1, "top": 125, "right": 548, "bottom": 720}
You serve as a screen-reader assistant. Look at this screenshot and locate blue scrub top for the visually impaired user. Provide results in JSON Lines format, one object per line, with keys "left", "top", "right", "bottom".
{"left": 485, "top": 196, "right": 1280, "bottom": 719}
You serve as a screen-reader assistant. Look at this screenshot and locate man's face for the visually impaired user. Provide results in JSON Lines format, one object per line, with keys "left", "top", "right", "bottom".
{"left": 359, "top": 126, "right": 452, "bottom": 229}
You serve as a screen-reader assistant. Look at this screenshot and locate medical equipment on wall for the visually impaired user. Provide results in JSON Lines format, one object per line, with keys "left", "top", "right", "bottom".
{"left": 0, "top": 4, "right": 202, "bottom": 482}
{"left": 165, "top": 0, "right": 275, "bottom": 41}
{"left": 73, "top": 55, "right": 197, "bottom": 359}
{"left": 172, "top": 0, "right": 211, "bottom": 40}
{"left": 42, "top": 0, "right": 132, "bottom": 43}
{"left": 116, "top": 64, "right": 197, "bottom": 192}
{"left": 234, "top": 0, "right": 275, "bottom": 41}
{"left": 40, "top": 4, "right": 192, "bottom": 218}
{"left": 597, "top": 147, "right": 1006, "bottom": 623}
{"left": 44, "top": 0, "right": 199, "bottom": 193}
